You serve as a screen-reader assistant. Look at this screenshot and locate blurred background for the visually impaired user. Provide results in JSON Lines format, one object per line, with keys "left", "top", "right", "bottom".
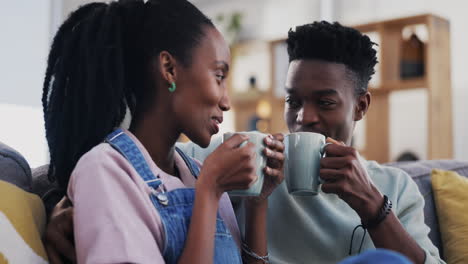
{"left": 1, "top": 0, "right": 467, "bottom": 168}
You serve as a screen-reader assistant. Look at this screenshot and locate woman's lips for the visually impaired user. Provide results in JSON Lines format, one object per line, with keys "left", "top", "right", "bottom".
{"left": 210, "top": 117, "right": 222, "bottom": 134}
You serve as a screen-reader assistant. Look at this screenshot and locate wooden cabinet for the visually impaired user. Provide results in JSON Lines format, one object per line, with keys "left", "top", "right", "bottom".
{"left": 354, "top": 14, "right": 453, "bottom": 162}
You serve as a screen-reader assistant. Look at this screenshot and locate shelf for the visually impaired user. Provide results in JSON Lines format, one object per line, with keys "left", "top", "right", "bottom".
{"left": 354, "top": 14, "right": 445, "bottom": 32}
{"left": 369, "top": 77, "right": 427, "bottom": 95}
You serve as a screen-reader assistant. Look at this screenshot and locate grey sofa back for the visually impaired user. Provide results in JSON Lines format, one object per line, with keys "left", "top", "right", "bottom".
{"left": 0, "top": 142, "right": 32, "bottom": 191}
{"left": 386, "top": 160, "right": 468, "bottom": 259}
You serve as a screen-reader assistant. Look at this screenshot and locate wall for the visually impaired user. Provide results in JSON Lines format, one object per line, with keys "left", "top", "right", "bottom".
{"left": 0, "top": 0, "right": 51, "bottom": 168}
{"left": 193, "top": 0, "right": 322, "bottom": 41}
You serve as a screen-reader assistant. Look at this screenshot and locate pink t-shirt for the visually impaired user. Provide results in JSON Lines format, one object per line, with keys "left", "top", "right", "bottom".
{"left": 67, "top": 130, "right": 241, "bottom": 264}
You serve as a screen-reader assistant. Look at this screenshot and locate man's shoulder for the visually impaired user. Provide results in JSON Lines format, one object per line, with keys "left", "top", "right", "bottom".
{"left": 365, "top": 159, "right": 407, "bottom": 177}
{"left": 362, "top": 158, "right": 416, "bottom": 193}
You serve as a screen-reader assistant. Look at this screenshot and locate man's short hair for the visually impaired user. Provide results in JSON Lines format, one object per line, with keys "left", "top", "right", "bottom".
{"left": 287, "top": 21, "right": 378, "bottom": 95}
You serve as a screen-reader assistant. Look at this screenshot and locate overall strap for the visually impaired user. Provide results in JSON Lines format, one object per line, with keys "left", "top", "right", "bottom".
{"left": 105, "top": 129, "right": 162, "bottom": 190}
{"left": 175, "top": 147, "right": 200, "bottom": 178}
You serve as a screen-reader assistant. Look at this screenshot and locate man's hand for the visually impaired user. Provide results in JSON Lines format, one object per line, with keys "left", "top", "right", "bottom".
{"left": 319, "top": 138, "right": 383, "bottom": 223}
{"left": 44, "top": 197, "right": 76, "bottom": 264}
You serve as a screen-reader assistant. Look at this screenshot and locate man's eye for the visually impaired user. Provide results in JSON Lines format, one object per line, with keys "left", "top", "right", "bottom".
{"left": 286, "top": 98, "right": 301, "bottom": 109}
{"left": 318, "top": 100, "right": 336, "bottom": 108}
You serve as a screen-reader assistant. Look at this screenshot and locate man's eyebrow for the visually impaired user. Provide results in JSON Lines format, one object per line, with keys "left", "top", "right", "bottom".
{"left": 285, "top": 87, "right": 296, "bottom": 94}
{"left": 285, "top": 88, "right": 338, "bottom": 96}
{"left": 313, "top": 89, "right": 338, "bottom": 96}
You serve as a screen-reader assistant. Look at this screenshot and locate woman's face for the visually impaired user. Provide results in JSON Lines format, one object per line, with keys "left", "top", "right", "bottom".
{"left": 173, "top": 26, "right": 231, "bottom": 147}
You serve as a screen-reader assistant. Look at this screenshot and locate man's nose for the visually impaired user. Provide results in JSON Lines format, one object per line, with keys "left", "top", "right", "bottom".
{"left": 297, "top": 103, "right": 319, "bottom": 126}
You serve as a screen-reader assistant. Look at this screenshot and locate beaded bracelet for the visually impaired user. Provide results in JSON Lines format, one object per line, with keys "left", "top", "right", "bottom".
{"left": 362, "top": 195, "right": 393, "bottom": 229}
{"left": 349, "top": 195, "right": 393, "bottom": 255}
{"left": 242, "top": 243, "right": 270, "bottom": 264}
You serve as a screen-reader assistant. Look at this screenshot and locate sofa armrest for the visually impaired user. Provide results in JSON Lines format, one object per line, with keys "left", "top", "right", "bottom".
{"left": 0, "top": 142, "right": 32, "bottom": 191}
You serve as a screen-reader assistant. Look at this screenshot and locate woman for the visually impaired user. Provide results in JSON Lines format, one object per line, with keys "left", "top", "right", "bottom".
{"left": 42, "top": 0, "right": 284, "bottom": 263}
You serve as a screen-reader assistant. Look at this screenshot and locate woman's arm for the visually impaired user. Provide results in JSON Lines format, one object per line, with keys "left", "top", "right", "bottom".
{"left": 242, "top": 134, "right": 285, "bottom": 264}
{"left": 243, "top": 199, "right": 268, "bottom": 264}
{"left": 178, "top": 134, "right": 257, "bottom": 264}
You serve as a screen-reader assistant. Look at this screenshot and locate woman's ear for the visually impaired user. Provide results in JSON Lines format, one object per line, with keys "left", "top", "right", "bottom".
{"left": 158, "top": 51, "right": 178, "bottom": 84}
{"left": 354, "top": 92, "right": 371, "bottom": 121}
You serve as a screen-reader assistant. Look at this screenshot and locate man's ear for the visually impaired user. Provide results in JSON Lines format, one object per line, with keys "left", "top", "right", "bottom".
{"left": 354, "top": 92, "right": 371, "bottom": 121}
{"left": 158, "top": 51, "right": 178, "bottom": 84}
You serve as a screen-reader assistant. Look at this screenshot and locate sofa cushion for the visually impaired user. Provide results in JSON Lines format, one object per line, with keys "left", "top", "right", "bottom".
{"left": 0, "top": 180, "right": 48, "bottom": 263}
{"left": 431, "top": 169, "right": 468, "bottom": 264}
{"left": 385, "top": 160, "right": 468, "bottom": 259}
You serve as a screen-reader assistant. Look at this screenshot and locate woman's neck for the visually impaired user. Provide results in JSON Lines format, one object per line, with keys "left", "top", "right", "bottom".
{"left": 132, "top": 113, "right": 181, "bottom": 176}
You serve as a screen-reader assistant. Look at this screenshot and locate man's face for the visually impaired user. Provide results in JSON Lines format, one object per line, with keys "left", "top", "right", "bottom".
{"left": 284, "top": 59, "right": 361, "bottom": 145}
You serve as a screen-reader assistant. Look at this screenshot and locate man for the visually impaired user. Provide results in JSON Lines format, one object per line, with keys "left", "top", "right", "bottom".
{"left": 263, "top": 21, "right": 442, "bottom": 264}
{"left": 43, "top": 21, "right": 441, "bottom": 264}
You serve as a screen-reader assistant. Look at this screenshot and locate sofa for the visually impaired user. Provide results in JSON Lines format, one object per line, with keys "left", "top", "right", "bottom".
{"left": 385, "top": 160, "right": 468, "bottom": 259}
{"left": 1, "top": 141, "right": 467, "bottom": 261}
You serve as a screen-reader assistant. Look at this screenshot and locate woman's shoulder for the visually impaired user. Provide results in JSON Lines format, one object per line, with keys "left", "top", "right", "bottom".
{"left": 67, "top": 142, "right": 139, "bottom": 196}
{"left": 74, "top": 143, "right": 131, "bottom": 173}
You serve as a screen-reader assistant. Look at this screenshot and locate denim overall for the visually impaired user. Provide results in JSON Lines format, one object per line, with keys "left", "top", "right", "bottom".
{"left": 105, "top": 129, "right": 242, "bottom": 264}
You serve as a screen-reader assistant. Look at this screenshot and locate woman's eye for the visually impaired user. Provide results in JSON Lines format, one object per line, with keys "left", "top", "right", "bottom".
{"left": 216, "top": 74, "right": 225, "bottom": 81}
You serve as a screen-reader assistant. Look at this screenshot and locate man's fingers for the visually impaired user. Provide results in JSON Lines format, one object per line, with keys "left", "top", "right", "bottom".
{"left": 321, "top": 181, "right": 343, "bottom": 195}
{"left": 48, "top": 229, "right": 77, "bottom": 263}
{"left": 326, "top": 137, "right": 345, "bottom": 146}
{"left": 319, "top": 168, "right": 343, "bottom": 182}
{"left": 57, "top": 208, "right": 74, "bottom": 236}
{"left": 323, "top": 138, "right": 356, "bottom": 157}
{"left": 45, "top": 244, "right": 64, "bottom": 264}
{"left": 320, "top": 156, "right": 353, "bottom": 169}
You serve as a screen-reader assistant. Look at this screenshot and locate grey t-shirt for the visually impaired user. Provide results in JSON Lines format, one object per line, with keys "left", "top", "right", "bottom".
{"left": 265, "top": 159, "right": 443, "bottom": 264}
{"left": 178, "top": 139, "right": 443, "bottom": 264}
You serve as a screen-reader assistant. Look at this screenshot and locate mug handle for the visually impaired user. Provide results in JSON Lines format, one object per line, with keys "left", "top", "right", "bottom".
{"left": 320, "top": 142, "right": 333, "bottom": 157}
{"left": 318, "top": 142, "right": 333, "bottom": 184}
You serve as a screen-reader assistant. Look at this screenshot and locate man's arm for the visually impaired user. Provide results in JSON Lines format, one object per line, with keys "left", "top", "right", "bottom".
{"left": 320, "top": 138, "right": 437, "bottom": 264}
{"left": 44, "top": 197, "right": 76, "bottom": 264}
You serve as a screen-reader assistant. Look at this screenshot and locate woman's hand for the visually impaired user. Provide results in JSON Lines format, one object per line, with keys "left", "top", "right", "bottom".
{"left": 196, "top": 134, "right": 258, "bottom": 200}
{"left": 254, "top": 133, "right": 286, "bottom": 202}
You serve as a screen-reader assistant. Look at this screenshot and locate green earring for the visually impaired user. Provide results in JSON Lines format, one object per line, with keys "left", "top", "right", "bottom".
{"left": 169, "top": 82, "right": 176, "bottom": 92}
